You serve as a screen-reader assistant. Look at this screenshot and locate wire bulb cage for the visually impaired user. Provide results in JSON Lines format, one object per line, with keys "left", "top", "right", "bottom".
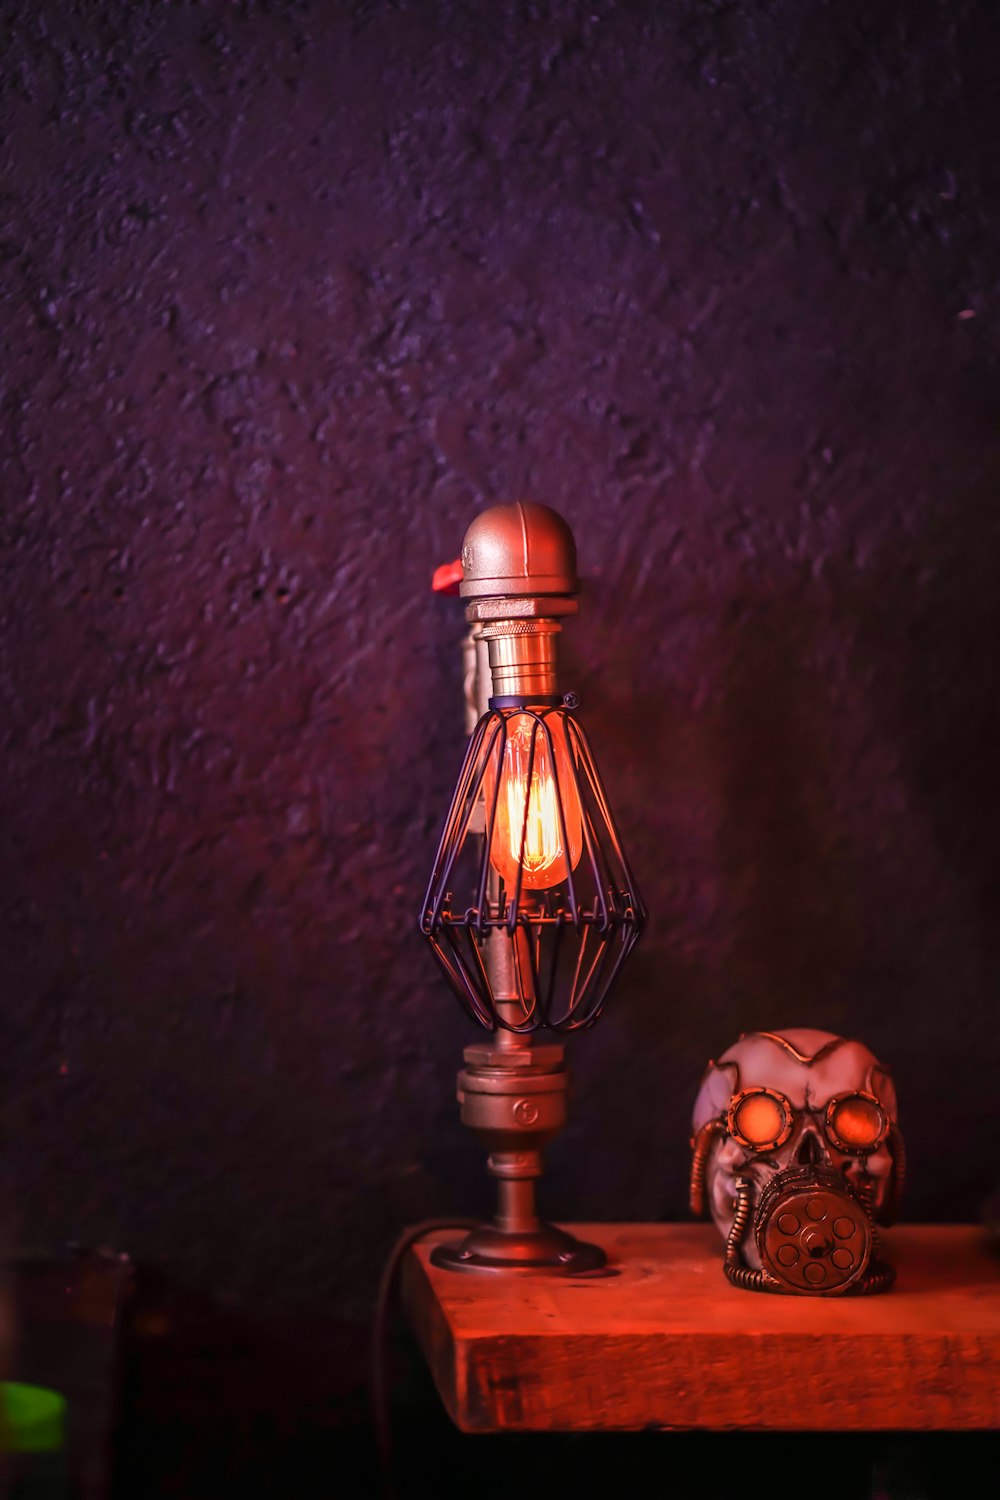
{"left": 420, "top": 702, "right": 646, "bottom": 1033}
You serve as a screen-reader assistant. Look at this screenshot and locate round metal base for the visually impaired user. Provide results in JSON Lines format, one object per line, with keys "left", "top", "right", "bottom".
{"left": 430, "top": 1222, "right": 607, "bottom": 1275}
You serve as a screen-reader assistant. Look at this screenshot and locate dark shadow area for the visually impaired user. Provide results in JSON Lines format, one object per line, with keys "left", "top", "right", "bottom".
{"left": 718, "top": 596, "right": 869, "bottom": 1024}
{"left": 111, "top": 1264, "right": 374, "bottom": 1500}
{"left": 841, "top": 457, "right": 1000, "bottom": 1222}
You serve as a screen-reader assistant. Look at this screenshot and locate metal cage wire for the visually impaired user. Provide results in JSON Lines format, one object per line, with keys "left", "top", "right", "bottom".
{"left": 420, "top": 704, "right": 646, "bottom": 1032}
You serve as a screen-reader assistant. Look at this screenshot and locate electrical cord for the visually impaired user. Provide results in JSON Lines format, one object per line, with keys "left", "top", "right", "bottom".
{"left": 369, "top": 1218, "right": 477, "bottom": 1500}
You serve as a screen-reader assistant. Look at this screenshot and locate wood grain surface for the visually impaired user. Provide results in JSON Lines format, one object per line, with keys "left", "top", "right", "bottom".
{"left": 400, "top": 1224, "right": 1000, "bottom": 1433}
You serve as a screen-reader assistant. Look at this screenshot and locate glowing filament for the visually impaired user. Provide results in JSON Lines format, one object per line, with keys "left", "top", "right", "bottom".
{"left": 486, "top": 713, "right": 583, "bottom": 891}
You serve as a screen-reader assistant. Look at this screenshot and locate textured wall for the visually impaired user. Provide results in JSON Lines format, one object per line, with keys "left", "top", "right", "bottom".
{"left": 2, "top": 0, "right": 999, "bottom": 1353}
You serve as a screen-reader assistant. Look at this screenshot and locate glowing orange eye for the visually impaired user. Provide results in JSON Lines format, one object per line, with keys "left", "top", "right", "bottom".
{"left": 729, "top": 1089, "right": 791, "bottom": 1150}
{"left": 827, "top": 1093, "right": 886, "bottom": 1152}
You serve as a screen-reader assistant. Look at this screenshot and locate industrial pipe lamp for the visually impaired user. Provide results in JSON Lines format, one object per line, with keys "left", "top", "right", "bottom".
{"left": 420, "top": 502, "right": 645, "bottom": 1273}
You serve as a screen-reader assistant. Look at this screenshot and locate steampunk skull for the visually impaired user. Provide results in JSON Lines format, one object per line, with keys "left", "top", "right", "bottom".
{"left": 690, "top": 1029, "right": 903, "bottom": 1295}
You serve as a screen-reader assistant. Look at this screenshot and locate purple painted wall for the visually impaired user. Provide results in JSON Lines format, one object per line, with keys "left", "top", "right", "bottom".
{"left": 2, "top": 0, "right": 998, "bottom": 1360}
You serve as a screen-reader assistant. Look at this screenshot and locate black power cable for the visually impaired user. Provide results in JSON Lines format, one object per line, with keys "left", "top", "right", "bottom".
{"left": 369, "top": 1219, "right": 477, "bottom": 1500}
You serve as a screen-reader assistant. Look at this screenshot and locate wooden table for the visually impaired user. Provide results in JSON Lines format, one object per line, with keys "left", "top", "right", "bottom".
{"left": 401, "top": 1223, "right": 1000, "bottom": 1433}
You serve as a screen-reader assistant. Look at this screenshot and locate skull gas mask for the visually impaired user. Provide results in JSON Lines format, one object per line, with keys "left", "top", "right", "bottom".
{"left": 690, "top": 1029, "right": 903, "bottom": 1295}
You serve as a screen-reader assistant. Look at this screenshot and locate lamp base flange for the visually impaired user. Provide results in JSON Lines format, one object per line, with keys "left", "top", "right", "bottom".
{"left": 430, "top": 1223, "right": 607, "bottom": 1275}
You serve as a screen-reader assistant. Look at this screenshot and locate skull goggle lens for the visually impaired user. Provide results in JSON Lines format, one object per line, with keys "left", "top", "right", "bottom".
{"left": 825, "top": 1092, "right": 887, "bottom": 1153}
{"left": 727, "top": 1088, "right": 793, "bottom": 1151}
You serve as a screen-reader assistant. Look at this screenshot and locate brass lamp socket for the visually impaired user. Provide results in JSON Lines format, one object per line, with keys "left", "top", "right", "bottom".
{"left": 480, "top": 619, "right": 562, "bottom": 701}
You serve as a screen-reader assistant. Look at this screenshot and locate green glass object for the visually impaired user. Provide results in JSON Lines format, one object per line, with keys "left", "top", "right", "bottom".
{"left": 1, "top": 1383, "right": 66, "bottom": 1454}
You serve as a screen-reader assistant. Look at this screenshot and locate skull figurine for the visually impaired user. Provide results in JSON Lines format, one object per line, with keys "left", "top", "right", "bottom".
{"left": 690, "top": 1029, "right": 903, "bottom": 1295}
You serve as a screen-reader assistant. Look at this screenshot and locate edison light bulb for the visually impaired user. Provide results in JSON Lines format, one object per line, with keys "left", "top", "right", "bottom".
{"left": 485, "top": 712, "right": 583, "bottom": 890}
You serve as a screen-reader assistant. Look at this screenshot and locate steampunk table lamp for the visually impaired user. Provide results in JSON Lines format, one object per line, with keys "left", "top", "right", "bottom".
{"left": 420, "top": 502, "right": 645, "bottom": 1273}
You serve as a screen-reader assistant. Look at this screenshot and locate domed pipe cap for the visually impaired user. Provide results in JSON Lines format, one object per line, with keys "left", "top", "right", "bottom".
{"left": 460, "top": 501, "right": 578, "bottom": 600}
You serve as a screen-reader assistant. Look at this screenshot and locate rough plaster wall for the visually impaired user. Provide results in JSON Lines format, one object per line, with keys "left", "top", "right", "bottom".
{"left": 1, "top": 0, "right": 999, "bottom": 1335}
